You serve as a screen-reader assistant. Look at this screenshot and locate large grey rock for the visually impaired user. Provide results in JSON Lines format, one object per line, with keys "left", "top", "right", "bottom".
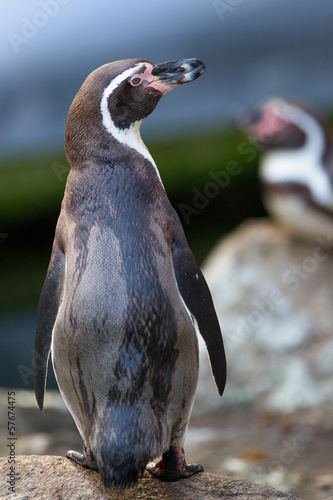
{"left": 195, "top": 219, "right": 333, "bottom": 415}
{"left": 0, "top": 455, "right": 299, "bottom": 499}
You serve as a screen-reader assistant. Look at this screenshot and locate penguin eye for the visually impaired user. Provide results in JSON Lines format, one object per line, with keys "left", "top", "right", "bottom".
{"left": 130, "top": 76, "right": 142, "bottom": 86}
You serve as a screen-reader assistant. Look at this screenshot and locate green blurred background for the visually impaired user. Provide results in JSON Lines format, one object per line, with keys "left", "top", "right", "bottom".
{"left": 0, "top": 128, "right": 263, "bottom": 312}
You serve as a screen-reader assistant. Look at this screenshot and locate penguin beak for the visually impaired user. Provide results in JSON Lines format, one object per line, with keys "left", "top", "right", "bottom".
{"left": 148, "top": 58, "right": 206, "bottom": 93}
{"left": 236, "top": 102, "right": 290, "bottom": 139}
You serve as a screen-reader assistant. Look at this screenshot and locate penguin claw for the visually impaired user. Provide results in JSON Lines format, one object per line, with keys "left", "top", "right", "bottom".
{"left": 147, "top": 446, "right": 203, "bottom": 481}
{"left": 66, "top": 449, "right": 99, "bottom": 471}
{"left": 147, "top": 461, "right": 203, "bottom": 481}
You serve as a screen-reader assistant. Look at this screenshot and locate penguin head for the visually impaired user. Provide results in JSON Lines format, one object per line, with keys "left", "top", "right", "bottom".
{"left": 65, "top": 58, "right": 206, "bottom": 165}
{"left": 102, "top": 58, "right": 206, "bottom": 129}
{"left": 237, "top": 97, "right": 326, "bottom": 151}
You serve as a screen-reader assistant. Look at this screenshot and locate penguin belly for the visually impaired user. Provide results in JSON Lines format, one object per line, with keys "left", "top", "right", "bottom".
{"left": 51, "top": 221, "right": 199, "bottom": 485}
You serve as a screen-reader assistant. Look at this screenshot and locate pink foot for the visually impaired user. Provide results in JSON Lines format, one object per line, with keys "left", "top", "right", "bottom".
{"left": 66, "top": 446, "right": 99, "bottom": 471}
{"left": 147, "top": 446, "right": 203, "bottom": 481}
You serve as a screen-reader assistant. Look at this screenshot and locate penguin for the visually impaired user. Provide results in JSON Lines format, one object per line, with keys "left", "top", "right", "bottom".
{"left": 34, "top": 58, "right": 226, "bottom": 489}
{"left": 237, "top": 97, "right": 333, "bottom": 240}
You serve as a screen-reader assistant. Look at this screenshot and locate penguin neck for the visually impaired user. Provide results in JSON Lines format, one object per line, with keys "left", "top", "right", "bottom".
{"left": 102, "top": 112, "right": 147, "bottom": 159}
{"left": 115, "top": 122, "right": 165, "bottom": 188}
{"left": 100, "top": 98, "right": 164, "bottom": 188}
{"left": 261, "top": 114, "right": 332, "bottom": 204}
{"left": 292, "top": 110, "right": 325, "bottom": 159}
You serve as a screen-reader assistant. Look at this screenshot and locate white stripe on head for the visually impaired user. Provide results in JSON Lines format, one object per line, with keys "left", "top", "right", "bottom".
{"left": 272, "top": 99, "right": 325, "bottom": 156}
{"left": 100, "top": 62, "right": 164, "bottom": 186}
{"left": 261, "top": 99, "right": 333, "bottom": 206}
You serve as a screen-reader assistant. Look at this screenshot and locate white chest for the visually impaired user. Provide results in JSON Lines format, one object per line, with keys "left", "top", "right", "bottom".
{"left": 260, "top": 149, "right": 333, "bottom": 206}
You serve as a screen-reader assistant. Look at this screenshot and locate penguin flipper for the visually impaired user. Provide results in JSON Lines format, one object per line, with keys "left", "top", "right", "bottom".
{"left": 34, "top": 241, "right": 65, "bottom": 411}
{"left": 171, "top": 224, "right": 226, "bottom": 396}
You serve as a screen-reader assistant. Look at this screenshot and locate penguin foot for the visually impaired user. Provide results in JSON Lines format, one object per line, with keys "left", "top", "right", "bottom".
{"left": 147, "top": 446, "right": 203, "bottom": 481}
{"left": 66, "top": 446, "right": 99, "bottom": 471}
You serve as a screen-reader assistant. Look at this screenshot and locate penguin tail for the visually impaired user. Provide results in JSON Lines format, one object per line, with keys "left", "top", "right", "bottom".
{"left": 92, "top": 405, "right": 161, "bottom": 489}
{"left": 95, "top": 435, "right": 150, "bottom": 489}
{"left": 99, "top": 459, "right": 146, "bottom": 489}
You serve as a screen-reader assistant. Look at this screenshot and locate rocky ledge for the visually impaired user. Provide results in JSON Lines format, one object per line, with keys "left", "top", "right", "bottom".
{"left": 0, "top": 455, "right": 300, "bottom": 499}
{"left": 196, "top": 218, "right": 333, "bottom": 415}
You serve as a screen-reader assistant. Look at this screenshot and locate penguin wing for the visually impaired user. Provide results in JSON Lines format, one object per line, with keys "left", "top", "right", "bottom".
{"left": 171, "top": 220, "right": 226, "bottom": 396}
{"left": 34, "top": 240, "right": 65, "bottom": 411}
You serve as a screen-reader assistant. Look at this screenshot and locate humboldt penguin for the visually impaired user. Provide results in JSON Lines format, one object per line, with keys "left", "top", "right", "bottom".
{"left": 34, "top": 58, "right": 226, "bottom": 489}
{"left": 238, "top": 97, "right": 333, "bottom": 240}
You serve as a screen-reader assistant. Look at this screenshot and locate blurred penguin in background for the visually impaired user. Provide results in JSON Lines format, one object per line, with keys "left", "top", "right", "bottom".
{"left": 238, "top": 97, "right": 333, "bottom": 240}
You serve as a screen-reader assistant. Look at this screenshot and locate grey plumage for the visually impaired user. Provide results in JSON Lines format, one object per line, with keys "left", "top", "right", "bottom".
{"left": 34, "top": 58, "right": 226, "bottom": 488}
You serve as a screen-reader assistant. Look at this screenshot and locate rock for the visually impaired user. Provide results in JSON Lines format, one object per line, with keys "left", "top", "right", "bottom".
{"left": 194, "top": 218, "right": 333, "bottom": 415}
{"left": 0, "top": 455, "right": 300, "bottom": 499}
